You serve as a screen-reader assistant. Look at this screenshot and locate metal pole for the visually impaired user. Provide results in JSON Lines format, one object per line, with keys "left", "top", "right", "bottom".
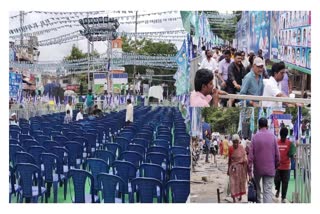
{"left": 87, "top": 12, "right": 90, "bottom": 92}
{"left": 20, "top": 11, "right": 24, "bottom": 46}
{"left": 133, "top": 11, "right": 138, "bottom": 95}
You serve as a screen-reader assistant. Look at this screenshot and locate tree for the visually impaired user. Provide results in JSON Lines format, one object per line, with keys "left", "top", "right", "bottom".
{"left": 64, "top": 45, "right": 87, "bottom": 60}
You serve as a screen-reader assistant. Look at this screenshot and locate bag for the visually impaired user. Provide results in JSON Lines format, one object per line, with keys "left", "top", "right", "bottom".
{"left": 247, "top": 179, "right": 257, "bottom": 203}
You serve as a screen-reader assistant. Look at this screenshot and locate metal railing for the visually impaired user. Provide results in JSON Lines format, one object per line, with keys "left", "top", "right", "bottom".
{"left": 218, "top": 94, "right": 311, "bottom": 107}
{"left": 292, "top": 143, "right": 311, "bottom": 203}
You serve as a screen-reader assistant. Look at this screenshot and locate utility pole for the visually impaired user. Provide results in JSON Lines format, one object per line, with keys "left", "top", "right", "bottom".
{"left": 19, "top": 11, "right": 24, "bottom": 46}
{"left": 87, "top": 12, "right": 90, "bottom": 92}
{"left": 133, "top": 11, "right": 138, "bottom": 95}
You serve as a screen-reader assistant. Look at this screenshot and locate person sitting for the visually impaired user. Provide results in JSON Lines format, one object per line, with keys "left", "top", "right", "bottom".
{"left": 9, "top": 113, "right": 18, "bottom": 125}
{"left": 92, "top": 105, "right": 102, "bottom": 117}
{"left": 76, "top": 108, "right": 84, "bottom": 121}
{"left": 64, "top": 110, "right": 72, "bottom": 124}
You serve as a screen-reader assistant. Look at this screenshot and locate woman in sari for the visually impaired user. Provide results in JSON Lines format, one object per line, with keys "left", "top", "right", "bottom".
{"left": 222, "top": 136, "right": 229, "bottom": 158}
{"left": 227, "top": 134, "right": 248, "bottom": 203}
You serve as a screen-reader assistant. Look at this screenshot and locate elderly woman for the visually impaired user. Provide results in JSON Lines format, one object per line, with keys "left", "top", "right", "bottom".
{"left": 228, "top": 134, "right": 248, "bottom": 203}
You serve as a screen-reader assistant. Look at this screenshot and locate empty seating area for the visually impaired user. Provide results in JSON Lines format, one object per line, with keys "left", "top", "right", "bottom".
{"left": 9, "top": 106, "right": 190, "bottom": 203}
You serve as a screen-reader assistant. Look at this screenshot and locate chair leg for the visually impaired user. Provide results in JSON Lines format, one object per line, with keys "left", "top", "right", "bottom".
{"left": 53, "top": 182, "right": 58, "bottom": 203}
{"left": 64, "top": 179, "right": 67, "bottom": 200}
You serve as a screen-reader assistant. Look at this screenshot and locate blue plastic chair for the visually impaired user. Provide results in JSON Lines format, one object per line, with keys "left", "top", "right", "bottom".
{"left": 104, "top": 143, "right": 121, "bottom": 157}
{"left": 42, "top": 140, "right": 59, "bottom": 151}
{"left": 15, "top": 151, "right": 36, "bottom": 165}
{"left": 139, "top": 163, "right": 166, "bottom": 185}
{"left": 61, "top": 128, "right": 72, "bottom": 136}
{"left": 21, "top": 127, "right": 31, "bottom": 135}
{"left": 173, "top": 155, "right": 190, "bottom": 167}
{"left": 170, "top": 146, "right": 190, "bottom": 156}
{"left": 52, "top": 135, "right": 69, "bottom": 146}
{"left": 170, "top": 167, "right": 190, "bottom": 180}
{"left": 10, "top": 130, "right": 20, "bottom": 140}
{"left": 9, "top": 165, "right": 21, "bottom": 203}
{"left": 97, "top": 173, "right": 126, "bottom": 203}
{"left": 65, "top": 132, "right": 78, "bottom": 141}
{"left": 131, "top": 178, "right": 163, "bottom": 203}
{"left": 119, "top": 151, "right": 143, "bottom": 169}
{"left": 86, "top": 158, "right": 109, "bottom": 195}
{"left": 15, "top": 163, "right": 47, "bottom": 203}
{"left": 115, "top": 137, "right": 130, "bottom": 152}
{"left": 34, "top": 135, "right": 51, "bottom": 146}
{"left": 112, "top": 161, "right": 137, "bottom": 196}
{"left": 153, "top": 139, "right": 170, "bottom": 150}
{"left": 32, "top": 130, "right": 44, "bottom": 137}
{"left": 43, "top": 127, "right": 54, "bottom": 136}
{"left": 67, "top": 169, "right": 99, "bottom": 203}
{"left": 131, "top": 138, "right": 149, "bottom": 148}
{"left": 83, "top": 133, "right": 97, "bottom": 156}
{"left": 10, "top": 145, "right": 25, "bottom": 166}
{"left": 21, "top": 139, "right": 40, "bottom": 151}
{"left": 72, "top": 136, "right": 90, "bottom": 159}
{"left": 50, "top": 130, "right": 62, "bottom": 138}
{"left": 10, "top": 139, "right": 20, "bottom": 146}
{"left": 174, "top": 136, "right": 190, "bottom": 148}
{"left": 95, "top": 150, "right": 115, "bottom": 167}
{"left": 165, "top": 180, "right": 190, "bottom": 203}
{"left": 65, "top": 141, "right": 84, "bottom": 169}
{"left": 19, "top": 135, "right": 34, "bottom": 143}
{"left": 146, "top": 152, "right": 169, "bottom": 169}
{"left": 27, "top": 146, "right": 47, "bottom": 167}
{"left": 147, "top": 146, "right": 169, "bottom": 157}
{"left": 40, "top": 153, "right": 67, "bottom": 203}
{"left": 51, "top": 146, "right": 69, "bottom": 183}
{"left": 127, "top": 144, "right": 146, "bottom": 158}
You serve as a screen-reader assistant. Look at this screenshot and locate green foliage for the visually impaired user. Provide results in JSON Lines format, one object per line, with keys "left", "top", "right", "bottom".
{"left": 64, "top": 45, "right": 87, "bottom": 60}
{"left": 285, "top": 107, "right": 311, "bottom": 123}
{"left": 202, "top": 108, "right": 241, "bottom": 134}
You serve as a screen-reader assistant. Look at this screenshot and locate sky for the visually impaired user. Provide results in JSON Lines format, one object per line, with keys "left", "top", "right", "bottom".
{"left": 9, "top": 11, "right": 187, "bottom": 61}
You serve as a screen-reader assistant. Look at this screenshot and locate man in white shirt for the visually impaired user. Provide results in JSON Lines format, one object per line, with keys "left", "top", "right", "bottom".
{"left": 76, "top": 108, "right": 84, "bottom": 121}
{"left": 104, "top": 82, "right": 108, "bottom": 94}
{"left": 65, "top": 100, "right": 73, "bottom": 119}
{"left": 125, "top": 98, "right": 133, "bottom": 124}
{"left": 262, "top": 62, "right": 295, "bottom": 108}
{"left": 200, "top": 46, "right": 206, "bottom": 61}
{"left": 9, "top": 113, "right": 19, "bottom": 125}
{"left": 200, "top": 50, "right": 219, "bottom": 88}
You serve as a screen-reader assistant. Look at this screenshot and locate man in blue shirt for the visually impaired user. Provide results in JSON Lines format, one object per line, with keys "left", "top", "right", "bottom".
{"left": 240, "top": 57, "right": 265, "bottom": 107}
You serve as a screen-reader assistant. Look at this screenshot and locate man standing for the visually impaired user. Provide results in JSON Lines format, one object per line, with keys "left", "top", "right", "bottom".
{"left": 248, "top": 117, "right": 280, "bottom": 203}
{"left": 218, "top": 50, "right": 233, "bottom": 90}
{"left": 104, "top": 82, "right": 108, "bottom": 95}
{"left": 240, "top": 57, "right": 265, "bottom": 106}
{"left": 86, "top": 89, "right": 94, "bottom": 114}
{"left": 262, "top": 62, "right": 289, "bottom": 108}
{"left": 226, "top": 52, "right": 246, "bottom": 106}
{"left": 125, "top": 98, "right": 133, "bottom": 125}
{"left": 200, "top": 50, "right": 219, "bottom": 84}
{"left": 65, "top": 100, "right": 73, "bottom": 119}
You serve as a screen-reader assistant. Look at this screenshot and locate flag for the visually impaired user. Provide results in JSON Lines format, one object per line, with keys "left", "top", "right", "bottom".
{"left": 175, "top": 40, "right": 187, "bottom": 72}
{"left": 257, "top": 107, "right": 265, "bottom": 129}
{"left": 294, "top": 106, "right": 302, "bottom": 141}
{"left": 237, "top": 109, "right": 242, "bottom": 134}
{"left": 180, "top": 11, "right": 192, "bottom": 33}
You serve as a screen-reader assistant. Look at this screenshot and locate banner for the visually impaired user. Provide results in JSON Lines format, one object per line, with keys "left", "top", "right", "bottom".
{"left": 249, "top": 11, "right": 271, "bottom": 59}
{"left": 279, "top": 11, "right": 311, "bottom": 70}
{"left": 270, "top": 11, "right": 280, "bottom": 60}
{"left": 9, "top": 72, "right": 23, "bottom": 99}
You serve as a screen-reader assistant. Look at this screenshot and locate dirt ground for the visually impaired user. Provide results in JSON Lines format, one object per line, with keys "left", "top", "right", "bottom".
{"left": 190, "top": 152, "right": 283, "bottom": 203}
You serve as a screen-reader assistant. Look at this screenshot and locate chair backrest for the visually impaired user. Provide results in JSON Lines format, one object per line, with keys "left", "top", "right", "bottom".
{"left": 40, "top": 153, "right": 59, "bottom": 182}
{"left": 27, "top": 146, "right": 47, "bottom": 166}
{"left": 174, "top": 136, "right": 190, "bottom": 148}
{"left": 153, "top": 139, "right": 170, "bottom": 150}
{"left": 83, "top": 133, "right": 97, "bottom": 149}
{"left": 66, "top": 132, "right": 78, "bottom": 141}
{"left": 43, "top": 127, "right": 54, "bottom": 136}
{"left": 50, "top": 130, "right": 62, "bottom": 137}
{"left": 170, "top": 146, "right": 190, "bottom": 156}
{"left": 21, "top": 139, "right": 40, "bottom": 151}
{"left": 173, "top": 155, "right": 190, "bottom": 167}
{"left": 68, "top": 169, "right": 95, "bottom": 203}
{"left": 86, "top": 158, "right": 109, "bottom": 191}
{"left": 95, "top": 150, "right": 115, "bottom": 166}
{"left": 170, "top": 167, "right": 190, "bottom": 180}
{"left": 65, "top": 141, "right": 83, "bottom": 168}
{"left": 15, "top": 163, "right": 43, "bottom": 198}
{"left": 34, "top": 135, "right": 51, "bottom": 146}
{"left": 9, "top": 144, "right": 25, "bottom": 165}
{"left": 114, "top": 137, "right": 130, "bottom": 152}
{"left": 53, "top": 135, "right": 69, "bottom": 146}
{"left": 119, "top": 151, "right": 143, "bottom": 169}
{"left": 97, "top": 173, "right": 125, "bottom": 203}
{"left": 104, "top": 143, "right": 121, "bottom": 157}
{"left": 112, "top": 160, "right": 137, "bottom": 194}
{"left": 51, "top": 146, "right": 69, "bottom": 174}
{"left": 139, "top": 163, "right": 166, "bottom": 184}
{"left": 42, "top": 140, "right": 59, "bottom": 151}
{"left": 10, "top": 139, "right": 20, "bottom": 146}
{"left": 61, "top": 128, "right": 72, "bottom": 136}
{"left": 147, "top": 146, "right": 169, "bottom": 157}
{"left": 127, "top": 144, "right": 146, "bottom": 157}
{"left": 9, "top": 130, "right": 20, "bottom": 140}
{"left": 131, "top": 177, "right": 163, "bottom": 203}
{"left": 166, "top": 180, "right": 190, "bottom": 203}
{"left": 32, "top": 130, "right": 44, "bottom": 137}
{"left": 19, "top": 134, "right": 34, "bottom": 142}
{"left": 131, "top": 138, "right": 149, "bottom": 148}
{"left": 146, "top": 152, "right": 169, "bottom": 167}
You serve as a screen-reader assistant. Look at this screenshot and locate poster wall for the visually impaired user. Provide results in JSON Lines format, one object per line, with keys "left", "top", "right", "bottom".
{"left": 279, "top": 11, "right": 311, "bottom": 70}
{"left": 93, "top": 73, "right": 107, "bottom": 95}
{"left": 249, "top": 11, "right": 271, "bottom": 59}
{"left": 110, "top": 73, "right": 128, "bottom": 94}
{"left": 9, "top": 72, "right": 22, "bottom": 99}
{"left": 270, "top": 11, "right": 280, "bottom": 60}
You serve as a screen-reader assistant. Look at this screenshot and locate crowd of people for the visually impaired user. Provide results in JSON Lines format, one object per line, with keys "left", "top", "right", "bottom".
{"left": 190, "top": 46, "right": 306, "bottom": 108}
{"left": 199, "top": 117, "right": 297, "bottom": 203}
